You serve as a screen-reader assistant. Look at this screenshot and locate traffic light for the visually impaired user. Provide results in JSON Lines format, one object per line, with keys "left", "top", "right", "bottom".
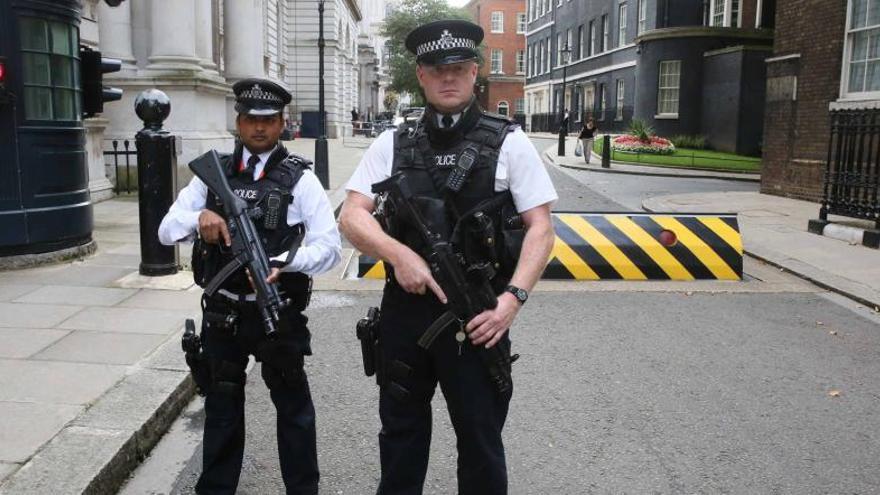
{"left": 0, "top": 56, "right": 9, "bottom": 105}
{"left": 80, "top": 47, "right": 122, "bottom": 118}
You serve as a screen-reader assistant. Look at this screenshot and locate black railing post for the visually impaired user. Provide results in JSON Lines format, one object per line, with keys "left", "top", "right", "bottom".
{"left": 601, "top": 134, "right": 611, "bottom": 168}
{"left": 134, "top": 89, "right": 178, "bottom": 276}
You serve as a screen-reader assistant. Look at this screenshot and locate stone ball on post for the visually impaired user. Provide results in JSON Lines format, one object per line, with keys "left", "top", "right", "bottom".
{"left": 135, "top": 89, "right": 171, "bottom": 130}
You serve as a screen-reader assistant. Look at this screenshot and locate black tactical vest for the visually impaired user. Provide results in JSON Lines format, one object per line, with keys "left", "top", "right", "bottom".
{"left": 193, "top": 144, "right": 311, "bottom": 306}
{"left": 391, "top": 104, "right": 524, "bottom": 286}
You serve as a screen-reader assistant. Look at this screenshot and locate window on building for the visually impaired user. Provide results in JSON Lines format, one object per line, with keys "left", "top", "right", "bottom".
{"left": 566, "top": 29, "right": 573, "bottom": 58}
{"left": 498, "top": 100, "right": 510, "bottom": 116}
{"left": 616, "top": 79, "right": 625, "bottom": 120}
{"left": 491, "top": 12, "right": 504, "bottom": 33}
{"left": 19, "top": 17, "right": 81, "bottom": 121}
{"left": 602, "top": 14, "right": 610, "bottom": 52}
{"left": 528, "top": 45, "right": 533, "bottom": 76}
{"left": 517, "top": 50, "right": 526, "bottom": 74}
{"left": 577, "top": 25, "right": 584, "bottom": 59}
{"left": 658, "top": 60, "right": 681, "bottom": 115}
{"left": 491, "top": 49, "right": 503, "bottom": 74}
{"left": 584, "top": 84, "right": 595, "bottom": 117}
{"left": 517, "top": 13, "right": 527, "bottom": 33}
{"left": 515, "top": 97, "right": 525, "bottom": 114}
{"left": 589, "top": 20, "right": 596, "bottom": 56}
{"left": 619, "top": 3, "right": 628, "bottom": 46}
{"left": 556, "top": 34, "right": 563, "bottom": 66}
{"left": 557, "top": 0, "right": 563, "bottom": 7}
{"left": 638, "top": 0, "right": 647, "bottom": 34}
{"left": 598, "top": 83, "right": 607, "bottom": 120}
{"left": 709, "top": 0, "right": 741, "bottom": 27}
{"left": 546, "top": 40, "right": 551, "bottom": 72}
{"left": 844, "top": 0, "right": 880, "bottom": 96}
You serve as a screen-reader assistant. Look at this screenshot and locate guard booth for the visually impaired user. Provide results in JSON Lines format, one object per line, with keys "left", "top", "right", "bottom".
{"left": 0, "top": 0, "right": 120, "bottom": 256}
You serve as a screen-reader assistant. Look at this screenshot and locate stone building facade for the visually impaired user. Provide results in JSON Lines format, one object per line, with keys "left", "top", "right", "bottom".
{"left": 466, "top": 0, "right": 527, "bottom": 120}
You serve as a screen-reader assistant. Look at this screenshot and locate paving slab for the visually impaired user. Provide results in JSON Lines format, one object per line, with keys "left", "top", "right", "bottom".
{"left": 31, "top": 331, "right": 170, "bottom": 365}
{"left": 13, "top": 286, "right": 137, "bottom": 307}
{"left": 0, "top": 285, "right": 40, "bottom": 302}
{"left": 140, "top": 326, "right": 196, "bottom": 373}
{"left": 57, "top": 306, "right": 191, "bottom": 335}
{"left": 0, "top": 359, "right": 125, "bottom": 405}
{"left": 0, "top": 402, "right": 83, "bottom": 463}
{"left": 0, "top": 463, "right": 18, "bottom": 484}
{"left": 0, "top": 328, "right": 70, "bottom": 359}
{"left": 116, "top": 288, "right": 202, "bottom": 311}
{"left": 0, "top": 302, "right": 83, "bottom": 329}
{"left": 112, "top": 271, "right": 194, "bottom": 291}
{"left": 2, "top": 265, "right": 135, "bottom": 288}
{"left": 78, "top": 253, "right": 140, "bottom": 269}
{"left": 0, "top": 426, "right": 131, "bottom": 495}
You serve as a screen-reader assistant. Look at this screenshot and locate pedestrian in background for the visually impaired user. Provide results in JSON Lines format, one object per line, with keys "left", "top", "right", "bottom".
{"left": 579, "top": 115, "right": 598, "bottom": 164}
{"left": 158, "top": 78, "right": 341, "bottom": 494}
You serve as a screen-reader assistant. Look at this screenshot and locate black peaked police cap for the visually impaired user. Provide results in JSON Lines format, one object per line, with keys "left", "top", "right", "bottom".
{"left": 232, "top": 78, "right": 292, "bottom": 116}
{"left": 405, "top": 19, "right": 484, "bottom": 66}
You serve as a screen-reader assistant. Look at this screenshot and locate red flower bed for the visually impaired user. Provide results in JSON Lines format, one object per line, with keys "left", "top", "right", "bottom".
{"left": 611, "top": 134, "right": 676, "bottom": 154}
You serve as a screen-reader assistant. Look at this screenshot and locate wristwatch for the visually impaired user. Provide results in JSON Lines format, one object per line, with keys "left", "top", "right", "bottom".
{"left": 504, "top": 285, "right": 529, "bottom": 305}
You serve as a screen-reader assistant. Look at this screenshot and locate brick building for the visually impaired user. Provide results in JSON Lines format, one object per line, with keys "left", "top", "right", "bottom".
{"left": 760, "top": 1, "right": 853, "bottom": 201}
{"left": 466, "top": 0, "right": 527, "bottom": 120}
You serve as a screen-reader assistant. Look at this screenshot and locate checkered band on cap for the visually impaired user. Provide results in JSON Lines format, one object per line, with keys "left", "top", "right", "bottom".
{"left": 416, "top": 29, "right": 477, "bottom": 56}
{"left": 239, "top": 84, "right": 283, "bottom": 104}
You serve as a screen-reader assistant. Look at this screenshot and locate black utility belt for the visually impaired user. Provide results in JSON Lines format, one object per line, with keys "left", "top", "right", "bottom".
{"left": 216, "top": 288, "right": 258, "bottom": 303}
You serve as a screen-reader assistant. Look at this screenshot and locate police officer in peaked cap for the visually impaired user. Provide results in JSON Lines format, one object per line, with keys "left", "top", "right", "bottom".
{"left": 158, "top": 78, "right": 342, "bottom": 494}
{"left": 340, "top": 19, "right": 558, "bottom": 494}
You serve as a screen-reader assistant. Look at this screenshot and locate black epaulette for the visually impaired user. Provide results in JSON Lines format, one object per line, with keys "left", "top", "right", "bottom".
{"left": 265, "top": 153, "right": 310, "bottom": 190}
{"left": 469, "top": 111, "right": 515, "bottom": 150}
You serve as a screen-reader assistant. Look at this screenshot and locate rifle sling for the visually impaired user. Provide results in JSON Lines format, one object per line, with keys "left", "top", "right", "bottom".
{"left": 204, "top": 251, "right": 249, "bottom": 297}
{"left": 417, "top": 310, "right": 459, "bottom": 350}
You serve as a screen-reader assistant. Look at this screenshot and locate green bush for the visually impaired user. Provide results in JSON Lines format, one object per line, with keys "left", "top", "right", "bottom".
{"left": 627, "top": 119, "right": 655, "bottom": 142}
{"left": 669, "top": 134, "right": 708, "bottom": 150}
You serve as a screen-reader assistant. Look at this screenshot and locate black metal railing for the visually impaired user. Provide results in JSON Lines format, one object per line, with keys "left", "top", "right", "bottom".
{"left": 530, "top": 112, "right": 562, "bottom": 133}
{"left": 531, "top": 107, "right": 634, "bottom": 134}
{"left": 105, "top": 139, "right": 137, "bottom": 194}
{"left": 820, "top": 110, "right": 880, "bottom": 228}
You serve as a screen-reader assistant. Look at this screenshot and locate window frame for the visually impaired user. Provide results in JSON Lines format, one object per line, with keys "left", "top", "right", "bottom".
{"left": 708, "top": 0, "right": 743, "bottom": 28}
{"left": 517, "top": 13, "right": 527, "bottom": 33}
{"left": 602, "top": 14, "right": 610, "bottom": 52}
{"left": 577, "top": 25, "right": 584, "bottom": 59}
{"left": 516, "top": 49, "right": 526, "bottom": 74}
{"left": 657, "top": 60, "right": 681, "bottom": 117}
{"left": 637, "top": 0, "right": 647, "bottom": 34}
{"left": 616, "top": 79, "right": 625, "bottom": 120}
{"left": 598, "top": 83, "right": 607, "bottom": 121}
{"left": 19, "top": 16, "right": 82, "bottom": 122}
{"left": 497, "top": 100, "right": 510, "bottom": 116}
{"left": 618, "top": 3, "right": 628, "bottom": 47}
{"left": 491, "top": 48, "right": 504, "bottom": 74}
{"left": 589, "top": 20, "right": 596, "bottom": 56}
{"left": 840, "top": 0, "right": 880, "bottom": 99}
{"left": 515, "top": 97, "right": 525, "bottom": 114}
{"left": 491, "top": 11, "right": 504, "bottom": 33}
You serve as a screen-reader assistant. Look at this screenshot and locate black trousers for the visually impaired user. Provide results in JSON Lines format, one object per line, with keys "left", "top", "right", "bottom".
{"left": 196, "top": 298, "right": 319, "bottom": 495}
{"left": 376, "top": 284, "right": 512, "bottom": 495}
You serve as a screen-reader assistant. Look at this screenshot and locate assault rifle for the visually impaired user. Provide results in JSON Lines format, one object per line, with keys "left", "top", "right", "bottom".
{"left": 372, "top": 173, "right": 514, "bottom": 394}
{"left": 189, "top": 150, "right": 290, "bottom": 338}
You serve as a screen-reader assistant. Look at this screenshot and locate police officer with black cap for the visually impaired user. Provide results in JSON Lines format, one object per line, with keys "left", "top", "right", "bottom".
{"left": 340, "top": 19, "right": 557, "bottom": 494}
{"left": 159, "top": 78, "right": 341, "bottom": 494}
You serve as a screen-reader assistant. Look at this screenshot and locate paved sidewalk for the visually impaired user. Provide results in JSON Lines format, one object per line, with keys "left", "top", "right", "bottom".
{"left": 0, "top": 137, "right": 366, "bottom": 494}
{"left": 536, "top": 136, "right": 880, "bottom": 309}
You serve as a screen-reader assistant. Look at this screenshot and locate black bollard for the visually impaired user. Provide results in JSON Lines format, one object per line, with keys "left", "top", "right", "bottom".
{"left": 557, "top": 125, "right": 566, "bottom": 156}
{"left": 601, "top": 134, "right": 611, "bottom": 169}
{"left": 135, "top": 89, "right": 178, "bottom": 276}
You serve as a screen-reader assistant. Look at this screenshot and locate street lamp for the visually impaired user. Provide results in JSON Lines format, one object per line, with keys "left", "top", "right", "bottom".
{"left": 557, "top": 43, "right": 572, "bottom": 157}
{"left": 314, "top": 0, "right": 329, "bottom": 189}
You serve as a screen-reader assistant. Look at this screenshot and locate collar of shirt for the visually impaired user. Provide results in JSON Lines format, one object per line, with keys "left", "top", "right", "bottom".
{"left": 241, "top": 145, "right": 278, "bottom": 180}
{"left": 435, "top": 112, "right": 462, "bottom": 127}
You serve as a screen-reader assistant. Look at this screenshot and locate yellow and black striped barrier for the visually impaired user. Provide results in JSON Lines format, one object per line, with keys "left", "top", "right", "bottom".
{"left": 357, "top": 212, "right": 742, "bottom": 281}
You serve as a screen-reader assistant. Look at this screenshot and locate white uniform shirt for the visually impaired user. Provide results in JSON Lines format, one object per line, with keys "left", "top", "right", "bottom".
{"left": 158, "top": 149, "right": 342, "bottom": 277}
{"left": 346, "top": 126, "right": 558, "bottom": 213}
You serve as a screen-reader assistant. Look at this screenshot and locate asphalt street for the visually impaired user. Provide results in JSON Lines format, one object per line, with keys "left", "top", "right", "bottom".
{"left": 119, "top": 136, "right": 880, "bottom": 494}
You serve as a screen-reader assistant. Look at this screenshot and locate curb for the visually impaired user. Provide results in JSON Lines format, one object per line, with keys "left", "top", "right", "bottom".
{"left": 0, "top": 240, "right": 98, "bottom": 272}
{"left": 544, "top": 147, "right": 761, "bottom": 183}
{"left": 642, "top": 201, "right": 880, "bottom": 310}
{"left": 0, "top": 326, "right": 198, "bottom": 495}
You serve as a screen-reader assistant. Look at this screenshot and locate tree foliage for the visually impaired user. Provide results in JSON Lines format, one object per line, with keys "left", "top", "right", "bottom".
{"left": 381, "top": 0, "right": 473, "bottom": 104}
